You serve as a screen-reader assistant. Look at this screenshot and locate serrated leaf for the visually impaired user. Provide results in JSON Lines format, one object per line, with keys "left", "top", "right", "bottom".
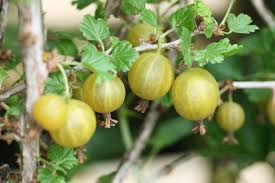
{"left": 193, "top": 38, "right": 243, "bottom": 64}
{"left": 227, "top": 13, "right": 259, "bottom": 34}
{"left": 121, "top": 0, "right": 145, "bottom": 14}
{"left": 168, "top": 4, "right": 197, "bottom": 32}
{"left": 81, "top": 44, "right": 116, "bottom": 82}
{"left": 110, "top": 38, "right": 138, "bottom": 72}
{"left": 5, "top": 96, "right": 23, "bottom": 117}
{"left": 195, "top": 0, "right": 215, "bottom": 38}
{"left": 72, "top": 0, "right": 96, "bottom": 9}
{"left": 55, "top": 39, "right": 78, "bottom": 57}
{"left": 140, "top": 9, "right": 158, "bottom": 27}
{"left": 179, "top": 27, "right": 192, "bottom": 66}
{"left": 38, "top": 168, "right": 66, "bottom": 183}
{"left": 80, "top": 15, "right": 110, "bottom": 43}
{"left": 48, "top": 144, "right": 79, "bottom": 171}
{"left": 44, "top": 72, "right": 65, "bottom": 95}
{"left": 149, "top": 118, "right": 194, "bottom": 149}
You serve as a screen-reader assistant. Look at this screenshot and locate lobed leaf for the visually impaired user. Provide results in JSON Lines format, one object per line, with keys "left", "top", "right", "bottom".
{"left": 227, "top": 13, "right": 259, "bottom": 34}
{"left": 140, "top": 9, "right": 158, "bottom": 27}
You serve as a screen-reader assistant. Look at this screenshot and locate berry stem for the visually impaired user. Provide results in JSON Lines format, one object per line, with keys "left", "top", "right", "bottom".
{"left": 228, "top": 90, "right": 233, "bottom": 102}
{"left": 220, "top": 0, "right": 235, "bottom": 25}
{"left": 57, "top": 63, "right": 71, "bottom": 98}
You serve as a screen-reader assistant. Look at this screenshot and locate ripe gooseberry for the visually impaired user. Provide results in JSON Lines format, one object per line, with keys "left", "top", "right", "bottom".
{"left": 32, "top": 94, "right": 68, "bottom": 131}
{"left": 83, "top": 74, "right": 126, "bottom": 127}
{"left": 266, "top": 98, "right": 275, "bottom": 126}
{"left": 128, "top": 52, "right": 174, "bottom": 112}
{"left": 171, "top": 68, "right": 219, "bottom": 134}
{"left": 126, "top": 23, "right": 158, "bottom": 46}
{"left": 50, "top": 99, "right": 96, "bottom": 148}
{"left": 216, "top": 101, "right": 245, "bottom": 144}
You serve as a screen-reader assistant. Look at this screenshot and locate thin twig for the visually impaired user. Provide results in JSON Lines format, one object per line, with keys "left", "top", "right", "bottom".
{"left": 0, "top": 0, "right": 8, "bottom": 47}
{"left": 0, "top": 84, "right": 26, "bottom": 101}
{"left": 135, "top": 39, "right": 181, "bottom": 52}
{"left": 144, "top": 152, "right": 194, "bottom": 183}
{"left": 112, "top": 102, "right": 160, "bottom": 183}
{"left": 250, "top": 0, "right": 275, "bottom": 27}
{"left": 18, "top": 0, "right": 48, "bottom": 182}
{"left": 233, "top": 81, "right": 275, "bottom": 89}
{"left": 104, "top": 0, "right": 120, "bottom": 18}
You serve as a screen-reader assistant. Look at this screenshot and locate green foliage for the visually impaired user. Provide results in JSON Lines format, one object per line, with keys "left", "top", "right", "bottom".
{"left": 38, "top": 144, "right": 79, "bottom": 183}
{"left": 72, "top": 0, "right": 96, "bottom": 10}
{"left": 80, "top": 15, "right": 110, "bottom": 44}
{"left": 159, "top": 91, "right": 173, "bottom": 108}
{"left": 45, "top": 72, "right": 65, "bottom": 95}
{"left": 195, "top": 0, "right": 215, "bottom": 38}
{"left": 149, "top": 117, "right": 194, "bottom": 150}
{"left": 0, "top": 67, "right": 8, "bottom": 86}
{"left": 5, "top": 96, "right": 23, "bottom": 117}
{"left": 110, "top": 37, "right": 139, "bottom": 72}
{"left": 97, "top": 172, "right": 116, "bottom": 183}
{"left": 169, "top": 4, "right": 197, "bottom": 32}
{"left": 193, "top": 38, "right": 243, "bottom": 64}
{"left": 81, "top": 44, "right": 116, "bottom": 82}
{"left": 179, "top": 27, "right": 192, "bottom": 66}
{"left": 121, "top": 0, "right": 146, "bottom": 14}
{"left": 226, "top": 13, "right": 259, "bottom": 34}
{"left": 140, "top": 9, "right": 158, "bottom": 27}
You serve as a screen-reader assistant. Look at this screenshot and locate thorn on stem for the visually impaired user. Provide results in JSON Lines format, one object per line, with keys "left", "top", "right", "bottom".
{"left": 134, "top": 99, "right": 149, "bottom": 113}
{"left": 192, "top": 120, "right": 206, "bottom": 135}
{"left": 101, "top": 113, "right": 118, "bottom": 128}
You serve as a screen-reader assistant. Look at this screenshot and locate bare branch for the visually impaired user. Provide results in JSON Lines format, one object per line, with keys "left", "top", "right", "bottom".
{"left": 135, "top": 39, "right": 181, "bottom": 52}
{"left": 233, "top": 81, "right": 275, "bottom": 89}
{"left": 250, "top": 0, "right": 275, "bottom": 27}
{"left": 104, "top": 0, "right": 120, "bottom": 18}
{"left": 112, "top": 102, "right": 160, "bottom": 183}
{"left": 18, "top": 0, "right": 48, "bottom": 182}
{"left": 0, "top": 0, "right": 8, "bottom": 47}
{"left": 144, "top": 152, "right": 194, "bottom": 183}
{"left": 0, "top": 84, "right": 26, "bottom": 101}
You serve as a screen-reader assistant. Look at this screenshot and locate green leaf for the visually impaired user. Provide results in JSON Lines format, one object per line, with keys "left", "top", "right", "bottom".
{"left": 97, "top": 172, "right": 116, "bottom": 183}
{"left": 55, "top": 39, "right": 78, "bottom": 57}
{"left": 4, "top": 58, "right": 21, "bottom": 70}
{"left": 168, "top": 4, "right": 197, "bottom": 32}
{"left": 121, "top": 0, "right": 146, "bottom": 14}
{"left": 5, "top": 96, "right": 23, "bottom": 117}
{"left": 193, "top": 38, "right": 243, "bottom": 64}
{"left": 179, "top": 27, "right": 192, "bottom": 66}
{"left": 140, "top": 9, "right": 158, "bottom": 27}
{"left": 95, "top": 1, "right": 104, "bottom": 19}
{"left": 38, "top": 168, "right": 66, "bottom": 183}
{"left": 159, "top": 91, "right": 173, "bottom": 108}
{"left": 243, "top": 89, "right": 271, "bottom": 103}
{"left": 81, "top": 44, "right": 116, "bottom": 82}
{"left": 48, "top": 144, "right": 79, "bottom": 171}
{"left": 195, "top": 0, "right": 215, "bottom": 38}
{"left": 110, "top": 37, "right": 139, "bottom": 72}
{"left": 80, "top": 15, "right": 110, "bottom": 43}
{"left": 44, "top": 72, "right": 65, "bottom": 95}
{"left": 227, "top": 13, "right": 259, "bottom": 34}
{"left": 149, "top": 117, "right": 194, "bottom": 150}
{"left": 0, "top": 67, "right": 8, "bottom": 86}
{"left": 72, "top": 0, "right": 96, "bottom": 10}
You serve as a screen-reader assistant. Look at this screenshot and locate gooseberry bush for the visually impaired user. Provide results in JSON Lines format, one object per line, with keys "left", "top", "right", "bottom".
{"left": 1, "top": 0, "right": 275, "bottom": 182}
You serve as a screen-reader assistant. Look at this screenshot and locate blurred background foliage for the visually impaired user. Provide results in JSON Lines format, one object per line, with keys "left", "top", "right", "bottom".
{"left": 1, "top": 0, "right": 275, "bottom": 182}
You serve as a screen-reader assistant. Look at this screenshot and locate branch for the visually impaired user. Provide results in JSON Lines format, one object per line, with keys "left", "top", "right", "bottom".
{"left": 232, "top": 81, "right": 275, "bottom": 89}
{"left": 0, "top": 0, "right": 8, "bottom": 47}
{"left": 144, "top": 152, "right": 194, "bottom": 183}
{"left": 0, "top": 84, "right": 26, "bottom": 102}
{"left": 112, "top": 102, "right": 160, "bottom": 183}
{"left": 17, "top": 0, "right": 48, "bottom": 182}
{"left": 135, "top": 39, "right": 181, "bottom": 52}
{"left": 104, "top": 0, "right": 120, "bottom": 18}
{"left": 250, "top": 0, "right": 275, "bottom": 27}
